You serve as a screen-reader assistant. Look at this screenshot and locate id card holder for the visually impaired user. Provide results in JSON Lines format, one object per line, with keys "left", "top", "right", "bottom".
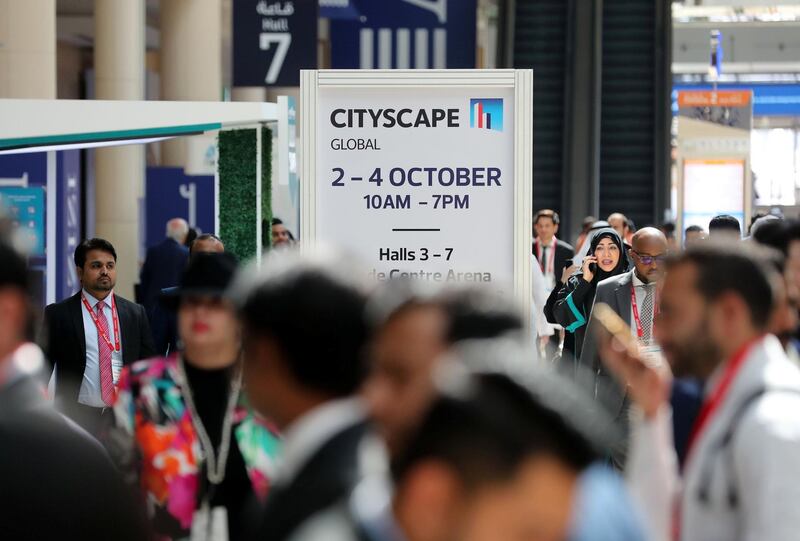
{"left": 191, "top": 504, "right": 229, "bottom": 541}
{"left": 111, "top": 351, "right": 124, "bottom": 385}
{"left": 641, "top": 345, "right": 664, "bottom": 369}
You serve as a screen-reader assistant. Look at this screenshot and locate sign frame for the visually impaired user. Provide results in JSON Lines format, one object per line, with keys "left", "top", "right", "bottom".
{"left": 300, "top": 69, "right": 533, "bottom": 323}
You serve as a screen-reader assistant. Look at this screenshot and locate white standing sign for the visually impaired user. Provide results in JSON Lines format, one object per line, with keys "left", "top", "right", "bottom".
{"left": 301, "top": 70, "right": 532, "bottom": 314}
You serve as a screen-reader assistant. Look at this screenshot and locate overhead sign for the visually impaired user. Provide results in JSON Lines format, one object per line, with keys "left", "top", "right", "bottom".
{"left": 301, "top": 70, "right": 532, "bottom": 314}
{"left": 330, "top": 0, "right": 477, "bottom": 69}
{"left": 233, "top": 0, "right": 318, "bottom": 87}
{"left": 676, "top": 89, "right": 753, "bottom": 240}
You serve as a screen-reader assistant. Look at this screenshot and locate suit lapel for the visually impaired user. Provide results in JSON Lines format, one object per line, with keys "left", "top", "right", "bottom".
{"left": 116, "top": 297, "right": 135, "bottom": 365}
{"left": 614, "top": 272, "right": 634, "bottom": 326}
{"left": 69, "top": 293, "right": 87, "bottom": 373}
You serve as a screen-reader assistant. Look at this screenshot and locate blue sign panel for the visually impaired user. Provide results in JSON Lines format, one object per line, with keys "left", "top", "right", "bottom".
{"left": 56, "top": 151, "right": 82, "bottom": 301}
{"left": 330, "top": 0, "right": 477, "bottom": 69}
{"left": 0, "top": 187, "right": 45, "bottom": 256}
{"left": 146, "top": 167, "right": 214, "bottom": 249}
{"left": 673, "top": 83, "right": 800, "bottom": 117}
{"left": 233, "top": 0, "right": 318, "bottom": 87}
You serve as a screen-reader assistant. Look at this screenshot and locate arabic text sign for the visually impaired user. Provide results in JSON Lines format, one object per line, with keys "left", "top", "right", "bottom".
{"left": 233, "top": 0, "right": 318, "bottom": 87}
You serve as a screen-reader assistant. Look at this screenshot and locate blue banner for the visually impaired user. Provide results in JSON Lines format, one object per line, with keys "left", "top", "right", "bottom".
{"left": 233, "top": 0, "right": 318, "bottom": 87}
{"left": 673, "top": 83, "right": 800, "bottom": 117}
{"left": 56, "top": 151, "right": 82, "bottom": 301}
{"left": 330, "top": 0, "right": 477, "bottom": 69}
{"left": 145, "top": 167, "right": 214, "bottom": 249}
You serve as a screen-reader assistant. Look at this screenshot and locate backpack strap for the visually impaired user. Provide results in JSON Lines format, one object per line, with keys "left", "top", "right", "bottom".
{"left": 696, "top": 386, "right": 800, "bottom": 508}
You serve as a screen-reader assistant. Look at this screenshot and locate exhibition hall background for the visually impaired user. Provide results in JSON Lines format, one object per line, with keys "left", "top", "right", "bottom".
{"left": 2, "top": 0, "right": 800, "bottom": 300}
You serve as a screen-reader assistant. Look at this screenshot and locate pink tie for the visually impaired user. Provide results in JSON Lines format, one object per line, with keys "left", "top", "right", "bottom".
{"left": 96, "top": 301, "right": 115, "bottom": 406}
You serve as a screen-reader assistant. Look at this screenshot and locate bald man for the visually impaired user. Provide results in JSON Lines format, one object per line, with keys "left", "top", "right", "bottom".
{"left": 579, "top": 227, "right": 668, "bottom": 467}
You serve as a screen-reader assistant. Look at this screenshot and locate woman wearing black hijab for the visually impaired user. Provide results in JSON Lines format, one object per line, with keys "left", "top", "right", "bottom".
{"left": 552, "top": 228, "right": 628, "bottom": 362}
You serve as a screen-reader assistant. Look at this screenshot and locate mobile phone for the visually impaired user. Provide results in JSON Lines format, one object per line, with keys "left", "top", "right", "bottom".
{"left": 588, "top": 262, "right": 597, "bottom": 274}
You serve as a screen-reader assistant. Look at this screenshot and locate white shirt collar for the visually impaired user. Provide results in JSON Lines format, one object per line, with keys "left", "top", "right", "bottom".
{"left": 82, "top": 289, "right": 114, "bottom": 308}
{"left": 276, "top": 397, "right": 365, "bottom": 485}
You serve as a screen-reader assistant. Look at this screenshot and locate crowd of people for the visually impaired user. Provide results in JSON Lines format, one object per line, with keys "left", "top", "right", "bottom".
{"left": 2, "top": 209, "right": 800, "bottom": 541}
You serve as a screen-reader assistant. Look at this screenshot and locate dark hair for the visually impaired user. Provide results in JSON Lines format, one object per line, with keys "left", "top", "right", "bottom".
{"left": 660, "top": 222, "right": 676, "bottom": 235}
{"left": 184, "top": 227, "right": 198, "bottom": 248}
{"left": 668, "top": 242, "right": 781, "bottom": 329}
{"left": 392, "top": 373, "right": 595, "bottom": 487}
{"left": 685, "top": 225, "right": 704, "bottom": 234}
{"left": 271, "top": 217, "right": 284, "bottom": 226}
{"left": 708, "top": 215, "right": 741, "bottom": 236}
{"left": 74, "top": 238, "right": 117, "bottom": 268}
{"left": 440, "top": 288, "right": 523, "bottom": 343}
{"left": 189, "top": 233, "right": 223, "bottom": 256}
{"left": 239, "top": 264, "right": 369, "bottom": 397}
{"left": 753, "top": 219, "right": 800, "bottom": 257}
{"left": 534, "top": 209, "right": 560, "bottom": 226}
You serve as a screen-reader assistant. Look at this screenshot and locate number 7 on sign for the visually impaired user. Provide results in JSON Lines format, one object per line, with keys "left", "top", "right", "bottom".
{"left": 259, "top": 32, "right": 292, "bottom": 84}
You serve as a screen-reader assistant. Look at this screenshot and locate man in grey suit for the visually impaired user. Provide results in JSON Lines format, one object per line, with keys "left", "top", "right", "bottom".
{"left": 580, "top": 227, "right": 668, "bottom": 467}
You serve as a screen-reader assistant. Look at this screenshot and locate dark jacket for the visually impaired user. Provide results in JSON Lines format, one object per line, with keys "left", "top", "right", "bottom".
{"left": 532, "top": 237, "right": 575, "bottom": 280}
{"left": 0, "top": 372, "right": 149, "bottom": 540}
{"left": 254, "top": 421, "right": 369, "bottom": 541}
{"left": 139, "top": 238, "right": 189, "bottom": 313}
{"left": 552, "top": 229, "right": 627, "bottom": 365}
{"left": 43, "top": 292, "right": 156, "bottom": 423}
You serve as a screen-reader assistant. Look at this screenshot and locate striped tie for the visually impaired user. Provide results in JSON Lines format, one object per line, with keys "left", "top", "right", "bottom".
{"left": 640, "top": 286, "right": 654, "bottom": 344}
{"left": 96, "top": 301, "right": 115, "bottom": 406}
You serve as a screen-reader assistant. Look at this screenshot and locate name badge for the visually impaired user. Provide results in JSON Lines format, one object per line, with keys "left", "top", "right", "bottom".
{"left": 111, "top": 355, "right": 124, "bottom": 385}
{"left": 191, "top": 505, "right": 229, "bottom": 541}
{"left": 641, "top": 345, "right": 664, "bottom": 369}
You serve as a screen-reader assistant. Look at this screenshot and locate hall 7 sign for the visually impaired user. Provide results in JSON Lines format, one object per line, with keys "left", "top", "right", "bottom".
{"left": 233, "top": 0, "right": 318, "bottom": 87}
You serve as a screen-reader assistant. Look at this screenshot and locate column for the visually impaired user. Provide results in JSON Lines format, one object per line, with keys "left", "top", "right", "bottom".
{"left": 160, "top": 0, "right": 222, "bottom": 168}
{"left": 0, "top": 0, "right": 56, "bottom": 98}
{"left": 94, "top": 0, "right": 145, "bottom": 300}
{"left": 561, "top": 0, "right": 603, "bottom": 241}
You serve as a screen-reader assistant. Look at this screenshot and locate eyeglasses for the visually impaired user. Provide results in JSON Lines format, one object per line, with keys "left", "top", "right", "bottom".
{"left": 632, "top": 250, "right": 667, "bottom": 265}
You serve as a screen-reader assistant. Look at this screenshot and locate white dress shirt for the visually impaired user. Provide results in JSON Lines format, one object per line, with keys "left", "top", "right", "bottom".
{"left": 275, "top": 397, "right": 366, "bottom": 486}
{"left": 531, "top": 258, "right": 555, "bottom": 341}
{"left": 535, "top": 237, "right": 558, "bottom": 291}
{"left": 78, "top": 289, "right": 124, "bottom": 408}
{"left": 627, "top": 335, "right": 800, "bottom": 541}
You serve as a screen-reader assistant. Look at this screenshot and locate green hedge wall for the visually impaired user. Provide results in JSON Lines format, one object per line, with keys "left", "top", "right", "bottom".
{"left": 217, "top": 126, "right": 272, "bottom": 261}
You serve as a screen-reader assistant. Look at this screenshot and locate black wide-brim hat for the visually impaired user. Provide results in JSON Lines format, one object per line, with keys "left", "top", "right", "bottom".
{"left": 160, "top": 252, "right": 239, "bottom": 309}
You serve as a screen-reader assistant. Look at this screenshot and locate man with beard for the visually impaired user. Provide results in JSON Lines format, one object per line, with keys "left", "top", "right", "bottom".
{"left": 44, "top": 238, "right": 155, "bottom": 435}
{"left": 599, "top": 242, "right": 800, "bottom": 541}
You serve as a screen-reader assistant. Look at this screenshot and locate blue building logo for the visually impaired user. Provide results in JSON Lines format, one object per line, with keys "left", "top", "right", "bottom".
{"left": 469, "top": 98, "right": 503, "bottom": 132}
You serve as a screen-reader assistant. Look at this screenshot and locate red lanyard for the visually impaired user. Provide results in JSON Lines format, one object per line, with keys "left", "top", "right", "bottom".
{"left": 684, "top": 336, "right": 763, "bottom": 465}
{"left": 536, "top": 238, "right": 557, "bottom": 275}
{"left": 81, "top": 293, "right": 121, "bottom": 352}
{"left": 630, "top": 282, "right": 658, "bottom": 339}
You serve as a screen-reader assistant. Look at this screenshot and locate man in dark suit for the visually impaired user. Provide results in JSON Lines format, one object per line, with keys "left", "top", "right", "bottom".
{"left": 236, "top": 251, "right": 372, "bottom": 541}
{"left": 533, "top": 209, "right": 575, "bottom": 291}
{"left": 0, "top": 241, "right": 149, "bottom": 540}
{"left": 44, "top": 238, "right": 156, "bottom": 435}
{"left": 581, "top": 227, "right": 668, "bottom": 466}
{"left": 139, "top": 218, "right": 189, "bottom": 317}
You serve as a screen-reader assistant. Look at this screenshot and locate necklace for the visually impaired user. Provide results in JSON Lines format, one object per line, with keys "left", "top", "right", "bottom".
{"left": 177, "top": 356, "right": 242, "bottom": 486}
